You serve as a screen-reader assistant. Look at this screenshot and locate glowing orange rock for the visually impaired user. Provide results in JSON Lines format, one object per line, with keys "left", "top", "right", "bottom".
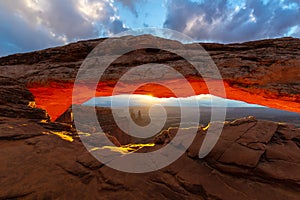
{"left": 29, "top": 80, "right": 300, "bottom": 121}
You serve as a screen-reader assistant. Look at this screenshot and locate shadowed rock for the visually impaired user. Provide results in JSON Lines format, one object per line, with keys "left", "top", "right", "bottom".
{"left": 1, "top": 109, "right": 300, "bottom": 199}
{"left": 0, "top": 76, "right": 49, "bottom": 120}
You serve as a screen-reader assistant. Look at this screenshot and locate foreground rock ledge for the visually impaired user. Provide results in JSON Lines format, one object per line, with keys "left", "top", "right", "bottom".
{"left": 1, "top": 114, "right": 300, "bottom": 199}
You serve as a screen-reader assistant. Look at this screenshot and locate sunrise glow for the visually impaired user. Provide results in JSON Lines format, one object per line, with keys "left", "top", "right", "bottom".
{"left": 29, "top": 80, "right": 300, "bottom": 121}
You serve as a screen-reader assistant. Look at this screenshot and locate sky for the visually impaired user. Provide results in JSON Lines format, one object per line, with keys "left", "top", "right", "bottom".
{"left": 83, "top": 94, "right": 265, "bottom": 107}
{"left": 1, "top": 0, "right": 300, "bottom": 56}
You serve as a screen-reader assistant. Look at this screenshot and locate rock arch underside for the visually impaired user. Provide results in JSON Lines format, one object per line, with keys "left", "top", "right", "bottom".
{"left": 1, "top": 36, "right": 299, "bottom": 120}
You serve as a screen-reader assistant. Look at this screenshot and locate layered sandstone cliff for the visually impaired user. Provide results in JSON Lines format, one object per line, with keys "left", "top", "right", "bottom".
{"left": 0, "top": 36, "right": 299, "bottom": 120}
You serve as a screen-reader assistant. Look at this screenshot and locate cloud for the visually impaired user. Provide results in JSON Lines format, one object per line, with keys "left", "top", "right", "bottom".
{"left": 163, "top": 0, "right": 300, "bottom": 43}
{"left": 116, "top": 0, "right": 141, "bottom": 17}
{"left": 291, "top": 25, "right": 300, "bottom": 37}
{"left": 1, "top": 0, "right": 300, "bottom": 56}
{"left": 0, "top": 3, "right": 61, "bottom": 56}
{"left": 0, "top": 0, "right": 128, "bottom": 56}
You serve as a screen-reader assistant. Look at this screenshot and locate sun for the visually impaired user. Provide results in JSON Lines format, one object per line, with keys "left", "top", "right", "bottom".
{"left": 142, "top": 94, "right": 155, "bottom": 101}
{"left": 135, "top": 94, "right": 157, "bottom": 104}
{"left": 145, "top": 93, "right": 154, "bottom": 98}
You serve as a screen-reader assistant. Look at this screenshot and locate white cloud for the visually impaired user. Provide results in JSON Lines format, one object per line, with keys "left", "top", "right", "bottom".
{"left": 1, "top": 0, "right": 300, "bottom": 56}
{"left": 164, "top": 0, "right": 300, "bottom": 43}
{"left": 0, "top": 0, "right": 128, "bottom": 56}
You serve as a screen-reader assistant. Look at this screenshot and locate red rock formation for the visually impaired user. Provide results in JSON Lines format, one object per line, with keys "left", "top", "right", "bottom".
{"left": 0, "top": 76, "right": 49, "bottom": 120}
{"left": 0, "top": 63, "right": 299, "bottom": 199}
{"left": 29, "top": 79, "right": 300, "bottom": 121}
{"left": 0, "top": 35, "right": 299, "bottom": 120}
{"left": 1, "top": 113, "right": 300, "bottom": 199}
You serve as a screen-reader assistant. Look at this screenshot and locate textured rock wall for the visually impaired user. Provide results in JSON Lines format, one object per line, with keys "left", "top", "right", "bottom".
{"left": 1, "top": 111, "right": 300, "bottom": 199}
{"left": 0, "top": 76, "right": 49, "bottom": 120}
{"left": 0, "top": 36, "right": 299, "bottom": 120}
